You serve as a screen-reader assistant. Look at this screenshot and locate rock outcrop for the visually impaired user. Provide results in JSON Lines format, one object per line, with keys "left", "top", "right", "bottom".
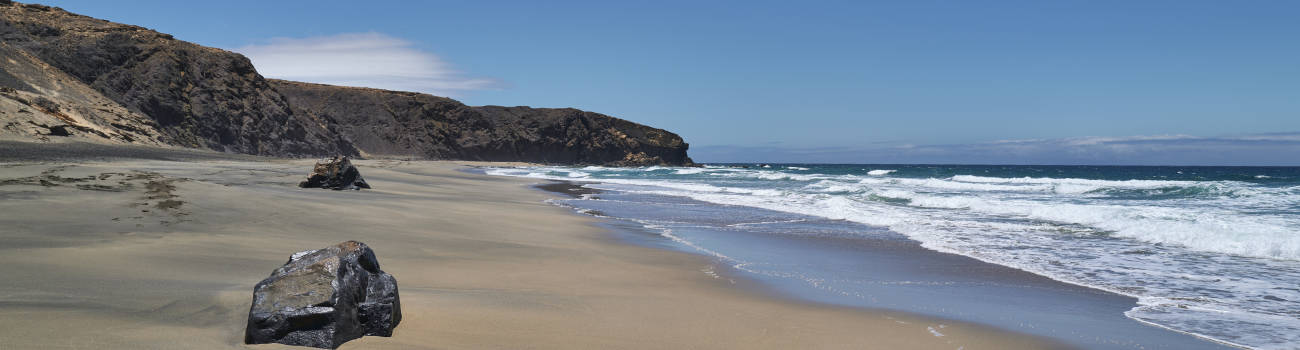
{"left": 298, "top": 156, "right": 370, "bottom": 190}
{"left": 270, "top": 80, "right": 693, "bottom": 166}
{"left": 0, "top": 40, "right": 167, "bottom": 145}
{"left": 245, "top": 241, "right": 400, "bottom": 349}
{"left": 0, "top": 2, "right": 356, "bottom": 156}
{"left": 0, "top": 1, "right": 693, "bottom": 165}
{"left": 470, "top": 105, "right": 692, "bottom": 166}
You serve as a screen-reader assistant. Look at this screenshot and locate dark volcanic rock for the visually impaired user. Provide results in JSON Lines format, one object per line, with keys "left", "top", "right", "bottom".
{"left": 270, "top": 80, "right": 694, "bottom": 166}
{"left": 245, "top": 241, "right": 400, "bottom": 349}
{"left": 0, "top": 1, "right": 694, "bottom": 165}
{"left": 0, "top": 2, "right": 357, "bottom": 157}
{"left": 298, "top": 156, "right": 370, "bottom": 190}
{"left": 470, "top": 105, "right": 693, "bottom": 166}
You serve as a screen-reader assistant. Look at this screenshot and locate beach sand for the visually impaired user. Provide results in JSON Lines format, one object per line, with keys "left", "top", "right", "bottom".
{"left": 0, "top": 146, "right": 1066, "bottom": 349}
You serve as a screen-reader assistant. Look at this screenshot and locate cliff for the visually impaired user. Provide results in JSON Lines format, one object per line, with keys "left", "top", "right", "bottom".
{"left": 0, "top": 2, "right": 691, "bottom": 165}
{"left": 0, "top": 2, "right": 355, "bottom": 156}
{"left": 270, "top": 80, "right": 692, "bottom": 165}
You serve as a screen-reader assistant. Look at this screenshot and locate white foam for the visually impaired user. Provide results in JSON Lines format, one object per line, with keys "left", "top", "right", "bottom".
{"left": 490, "top": 166, "right": 1300, "bottom": 260}
{"left": 804, "top": 180, "right": 864, "bottom": 193}
{"left": 953, "top": 174, "right": 1191, "bottom": 187}
{"left": 927, "top": 326, "right": 945, "bottom": 337}
{"left": 880, "top": 190, "right": 1300, "bottom": 260}
{"left": 894, "top": 177, "right": 1055, "bottom": 192}
{"left": 752, "top": 171, "right": 823, "bottom": 181}
{"left": 484, "top": 165, "right": 1300, "bottom": 348}
{"left": 867, "top": 169, "right": 896, "bottom": 176}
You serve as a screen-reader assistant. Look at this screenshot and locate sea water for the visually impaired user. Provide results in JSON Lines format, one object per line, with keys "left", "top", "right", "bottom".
{"left": 485, "top": 164, "right": 1300, "bottom": 349}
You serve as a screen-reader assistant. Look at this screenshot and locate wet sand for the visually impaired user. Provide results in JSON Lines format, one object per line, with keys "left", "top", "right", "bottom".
{"left": 0, "top": 143, "right": 1066, "bottom": 349}
{"left": 528, "top": 180, "right": 1236, "bottom": 349}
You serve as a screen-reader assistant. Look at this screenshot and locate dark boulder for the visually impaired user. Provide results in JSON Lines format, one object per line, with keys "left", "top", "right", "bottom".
{"left": 298, "top": 156, "right": 370, "bottom": 190}
{"left": 245, "top": 241, "right": 401, "bottom": 349}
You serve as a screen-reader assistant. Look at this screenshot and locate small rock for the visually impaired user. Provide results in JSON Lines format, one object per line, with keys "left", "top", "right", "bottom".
{"left": 244, "top": 241, "right": 400, "bottom": 348}
{"left": 298, "top": 156, "right": 371, "bottom": 191}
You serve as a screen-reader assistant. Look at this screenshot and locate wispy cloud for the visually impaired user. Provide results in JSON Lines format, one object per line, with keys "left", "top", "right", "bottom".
{"left": 692, "top": 133, "right": 1300, "bottom": 166}
{"left": 233, "top": 32, "right": 501, "bottom": 96}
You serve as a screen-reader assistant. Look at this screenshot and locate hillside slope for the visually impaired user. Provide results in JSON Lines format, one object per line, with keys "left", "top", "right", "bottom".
{"left": 271, "top": 80, "right": 692, "bottom": 165}
{"left": 0, "top": 2, "right": 691, "bottom": 165}
{"left": 0, "top": 2, "right": 354, "bottom": 156}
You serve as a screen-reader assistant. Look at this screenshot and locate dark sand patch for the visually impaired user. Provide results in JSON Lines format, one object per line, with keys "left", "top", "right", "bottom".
{"left": 0, "top": 140, "right": 267, "bottom": 162}
{"left": 535, "top": 181, "right": 602, "bottom": 198}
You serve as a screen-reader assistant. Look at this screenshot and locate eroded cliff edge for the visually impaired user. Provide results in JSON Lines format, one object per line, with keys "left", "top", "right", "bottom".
{"left": 0, "top": 2, "right": 691, "bottom": 166}
{"left": 0, "top": 2, "right": 356, "bottom": 156}
{"left": 270, "top": 80, "right": 692, "bottom": 166}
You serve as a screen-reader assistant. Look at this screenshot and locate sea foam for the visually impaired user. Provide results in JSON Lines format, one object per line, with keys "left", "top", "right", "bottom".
{"left": 485, "top": 164, "right": 1300, "bottom": 348}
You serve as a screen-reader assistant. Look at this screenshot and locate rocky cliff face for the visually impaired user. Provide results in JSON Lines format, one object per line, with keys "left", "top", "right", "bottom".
{"left": 0, "top": 2, "right": 355, "bottom": 156}
{"left": 0, "top": 37, "right": 166, "bottom": 145}
{"left": 0, "top": 1, "right": 691, "bottom": 165}
{"left": 469, "top": 106, "right": 691, "bottom": 166}
{"left": 271, "top": 80, "right": 693, "bottom": 165}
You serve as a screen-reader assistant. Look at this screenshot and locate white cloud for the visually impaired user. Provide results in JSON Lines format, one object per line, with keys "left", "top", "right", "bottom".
{"left": 233, "top": 32, "right": 501, "bottom": 96}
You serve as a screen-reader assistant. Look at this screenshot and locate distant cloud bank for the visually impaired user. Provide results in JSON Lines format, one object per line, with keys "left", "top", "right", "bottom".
{"left": 233, "top": 32, "right": 500, "bottom": 96}
{"left": 693, "top": 133, "right": 1300, "bottom": 166}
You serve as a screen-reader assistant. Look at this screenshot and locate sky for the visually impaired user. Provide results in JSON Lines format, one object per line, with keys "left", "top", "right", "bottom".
{"left": 41, "top": 0, "right": 1300, "bottom": 165}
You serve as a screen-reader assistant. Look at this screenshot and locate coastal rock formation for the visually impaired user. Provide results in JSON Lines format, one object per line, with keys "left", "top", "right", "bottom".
{"left": 245, "top": 241, "right": 401, "bottom": 349}
{"left": 299, "top": 156, "right": 370, "bottom": 190}
{"left": 0, "top": 39, "right": 167, "bottom": 145}
{"left": 0, "top": 1, "right": 693, "bottom": 165}
{"left": 0, "top": 2, "right": 356, "bottom": 156}
{"left": 471, "top": 105, "right": 692, "bottom": 166}
{"left": 271, "top": 80, "right": 694, "bottom": 166}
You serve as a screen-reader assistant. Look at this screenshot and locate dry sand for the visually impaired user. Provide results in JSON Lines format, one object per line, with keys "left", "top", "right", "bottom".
{"left": 0, "top": 154, "right": 1068, "bottom": 349}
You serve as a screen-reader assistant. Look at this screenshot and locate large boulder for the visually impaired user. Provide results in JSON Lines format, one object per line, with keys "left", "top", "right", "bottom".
{"left": 245, "top": 241, "right": 401, "bottom": 349}
{"left": 298, "top": 156, "right": 370, "bottom": 190}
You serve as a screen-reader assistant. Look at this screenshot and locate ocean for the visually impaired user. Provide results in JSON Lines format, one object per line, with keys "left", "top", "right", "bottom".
{"left": 484, "top": 164, "right": 1300, "bottom": 349}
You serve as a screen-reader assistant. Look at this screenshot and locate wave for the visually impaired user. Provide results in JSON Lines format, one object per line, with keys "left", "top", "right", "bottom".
{"left": 858, "top": 174, "right": 1267, "bottom": 200}
{"left": 869, "top": 189, "right": 1300, "bottom": 260}
{"left": 867, "top": 169, "right": 896, "bottom": 176}
{"left": 485, "top": 165, "right": 1300, "bottom": 348}
{"left": 598, "top": 182, "right": 1300, "bottom": 347}
{"left": 710, "top": 171, "right": 832, "bottom": 182}
{"left": 947, "top": 175, "right": 1217, "bottom": 194}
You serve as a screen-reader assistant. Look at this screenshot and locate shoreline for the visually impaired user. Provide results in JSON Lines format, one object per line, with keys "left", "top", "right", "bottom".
{"left": 518, "top": 178, "right": 1238, "bottom": 350}
{"left": 0, "top": 147, "right": 1067, "bottom": 349}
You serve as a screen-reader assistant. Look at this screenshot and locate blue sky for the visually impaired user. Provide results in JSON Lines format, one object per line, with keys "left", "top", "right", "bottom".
{"left": 42, "top": 0, "right": 1300, "bottom": 165}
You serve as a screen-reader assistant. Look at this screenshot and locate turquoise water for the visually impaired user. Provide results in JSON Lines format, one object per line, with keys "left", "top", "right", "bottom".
{"left": 487, "top": 164, "right": 1300, "bottom": 349}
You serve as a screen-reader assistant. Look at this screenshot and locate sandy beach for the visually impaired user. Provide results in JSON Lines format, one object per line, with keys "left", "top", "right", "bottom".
{"left": 0, "top": 144, "right": 1065, "bottom": 349}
